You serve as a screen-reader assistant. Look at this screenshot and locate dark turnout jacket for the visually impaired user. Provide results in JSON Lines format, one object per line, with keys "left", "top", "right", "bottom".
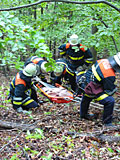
{"left": 58, "top": 43, "right": 93, "bottom": 67}
{"left": 10, "top": 71, "right": 35, "bottom": 109}
{"left": 24, "top": 56, "right": 45, "bottom": 68}
{"left": 85, "top": 59, "right": 117, "bottom": 96}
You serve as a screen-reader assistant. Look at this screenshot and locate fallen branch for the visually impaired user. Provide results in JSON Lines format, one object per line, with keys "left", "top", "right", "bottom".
{"left": 98, "top": 135, "right": 120, "bottom": 143}
{"left": 67, "top": 126, "right": 120, "bottom": 143}
{"left": 0, "top": 120, "right": 37, "bottom": 130}
{"left": 0, "top": 119, "right": 43, "bottom": 152}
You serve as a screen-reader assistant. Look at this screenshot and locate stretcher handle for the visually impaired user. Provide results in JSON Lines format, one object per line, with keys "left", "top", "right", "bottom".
{"left": 33, "top": 76, "right": 55, "bottom": 88}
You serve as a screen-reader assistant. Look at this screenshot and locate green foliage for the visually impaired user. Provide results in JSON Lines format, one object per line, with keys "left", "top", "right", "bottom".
{"left": 107, "top": 147, "right": 114, "bottom": 153}
{"left": 35, "top": 1, "right": 120, "bottom": 57}
{"left": 41, "top": 152, "right": 52, "bottom": 160}
{"left": 0, "top": 10, "right": 53, "bottom": 71}
{"left": 10, "top": 154, "right": 19, "bottom": 160}
{"left": 0, "top": 86, "right": 10, "bottom": 109}
{"left": 0, "top": 0, "right": 120, "bottom": 70}
{"left": 50, "top": 135, "right": 74, "bottom": 154}
{"left": 24, "top": 146, "right": 39, "bottom": 156}
{"left": 44, "top": 111, "right": 52, "bottom": 115}
{"left": 26, "top": 128, "right": 44, "bottom": 139}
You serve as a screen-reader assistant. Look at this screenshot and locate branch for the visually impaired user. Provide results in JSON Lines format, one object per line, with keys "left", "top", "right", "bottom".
{"left": 0, "top": 0, "right": 52, "bottom": 11}
{"left": 95, "top": 16, "right": 119, "bottom": 52}
{"left": 0, "top": 120, "right": 37, "bottom": 130}
{"left": 67, "top": 126, "right": 120, "bottom": 143}
{"left": 0, "top": 0, "right": 120, "bottom": 13}
{"left": 0, "top": 119, "right": 42, "bottom": 152}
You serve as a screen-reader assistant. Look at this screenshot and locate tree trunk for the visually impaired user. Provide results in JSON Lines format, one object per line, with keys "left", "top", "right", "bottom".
{"left": 90, "top": 25, "right": 98, "bottom": 62}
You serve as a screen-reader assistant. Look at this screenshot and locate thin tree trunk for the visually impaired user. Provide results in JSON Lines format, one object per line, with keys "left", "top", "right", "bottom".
{"left": 90, "top": 25, "right": 98, "bottom": 62}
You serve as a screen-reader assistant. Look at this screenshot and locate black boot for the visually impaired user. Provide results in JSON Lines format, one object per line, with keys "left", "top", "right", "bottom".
{"left": 80, "top": 114, "right": 98, "bottom": 120}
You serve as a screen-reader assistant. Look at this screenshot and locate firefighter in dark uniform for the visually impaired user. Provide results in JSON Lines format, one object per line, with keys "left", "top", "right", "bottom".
{"left": 50, "top": 58, "right": 77, "bottom": 91}
{"left": 9, "top": 63, "right": 41, "bottom": 113}
{"left": 24, "top": 56, "right": 48, "bottom": 82}
{"left": 50, "top": 34, "right": 93, "bottom": 91}
{"left": 58, "top": 34, "right": 93, "bottom": 69}
{"left": 77, "top": 52, "right": 120, "bottom": 127}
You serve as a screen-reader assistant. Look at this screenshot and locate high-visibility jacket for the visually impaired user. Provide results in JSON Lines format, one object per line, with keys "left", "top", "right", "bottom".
{"left": 55, "top": 58, "right": 75, "bottom": 76}
{"left": 51, "top": 58, "right": 77, "bottom": 91}
{"left": 86, "top": 59, "right": 117, "bottom": 96}
{"left": 58, "top": 43, "right": 93, "bottom": 67}
{"left": 10, "top": 71, "right": 36, "bottom": 109}
{"left": 24, "top": 56, "right": 45, "bottom": 69}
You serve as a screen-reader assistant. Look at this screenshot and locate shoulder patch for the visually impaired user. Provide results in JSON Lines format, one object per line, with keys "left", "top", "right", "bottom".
{"left": 66, "top": 43, "right": 70, "bottom": 49}
{"left": 98, "top": 59, "right": 115, "bottom": 78}
{"left": 15, "top": 73, "right": 26, "bottom": 86}
{"left": 32, "top": 58, "right": 43, "bottom": 64}
{"left": 80, "top": 44, "right": 86, "bottom": 52}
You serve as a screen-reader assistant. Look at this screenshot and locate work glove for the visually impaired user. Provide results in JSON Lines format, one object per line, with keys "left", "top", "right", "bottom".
{"left": 32, "top": 76, "right": 41, "bottom": 83}
{"left": 16, "top": 107, "right": 29, "bottom": 114}
{"left": 32, "top": 76, "right": 41, "bottom": 89}
{"left": 38, "top": 100, "right": 44, "bottom": 104}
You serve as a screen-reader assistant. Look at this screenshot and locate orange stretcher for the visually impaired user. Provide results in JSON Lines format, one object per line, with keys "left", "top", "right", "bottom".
{"left": 36, "top": 82, "right": 74, "bottom": 103}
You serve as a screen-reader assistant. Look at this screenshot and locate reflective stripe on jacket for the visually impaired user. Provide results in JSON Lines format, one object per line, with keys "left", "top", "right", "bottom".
{"left": 89, "top": 59, "right": 116, "bottom": 96}
{"left": 58, "top": 43, "right": 93, "bottom": 67}
{"left": 93, "top": 59, "right": 115, "bottom": 81}
{"left": 10, "top": 71, "right": 33, "bottom": 109}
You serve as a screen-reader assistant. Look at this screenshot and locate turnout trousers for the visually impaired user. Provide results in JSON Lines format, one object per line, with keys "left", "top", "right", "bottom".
{"left": 80, "top": 92, "right": 114, "bottom": 124}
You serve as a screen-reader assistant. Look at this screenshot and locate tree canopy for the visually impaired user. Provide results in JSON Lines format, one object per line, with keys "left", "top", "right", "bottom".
{"left": 0, "top": 0, "right": 120, "bottom": 71}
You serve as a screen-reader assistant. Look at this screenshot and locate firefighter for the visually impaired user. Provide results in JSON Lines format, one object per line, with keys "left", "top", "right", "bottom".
{"left": 77, "top": 52, "right": 120, "bottom": 127}
{"left": 24, "top": 56, "right": 48, "bottom": 82}
{"left": 51, "top": 34, "right": 93, "bottom": 91}
{"left": 50, "top": 58, "right": 76, "bottom": 91}
{"left": 9, "top": 63, "right": 41, "bottom": 113}
{"left": 58, "top": 34, "right": 93, "bottom": 70}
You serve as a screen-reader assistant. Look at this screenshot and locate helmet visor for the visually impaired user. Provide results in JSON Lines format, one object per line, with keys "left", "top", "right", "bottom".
{"left": 69, "top": 38, "right": 78, "bottom": 45}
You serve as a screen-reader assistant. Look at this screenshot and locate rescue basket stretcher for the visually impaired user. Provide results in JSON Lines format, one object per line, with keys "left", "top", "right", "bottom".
{"left": 36, "top": 82, "right": 74, "bottom": 103}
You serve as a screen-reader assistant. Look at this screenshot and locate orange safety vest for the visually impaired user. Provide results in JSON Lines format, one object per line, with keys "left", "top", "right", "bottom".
{"left": 66, "top": 43, "right": 86, "bottom": 52}
{"left": 97, "top": 59, "right": 115, "bottom": 78}
{"left": 15, "top": 73, "right": 26, "bottom": 86}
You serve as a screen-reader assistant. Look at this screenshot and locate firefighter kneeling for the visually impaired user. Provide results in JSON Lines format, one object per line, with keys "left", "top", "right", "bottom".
{"left": 76, "top": 52, "right": 120, "bottom": 127}
{"left": 9, "top": 63, "right": 42, "bottom": 113}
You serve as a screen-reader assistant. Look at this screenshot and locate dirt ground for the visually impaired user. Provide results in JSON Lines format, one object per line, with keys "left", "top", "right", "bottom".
{"left": 0, "top": 71, "right": 120, "bottom": 160}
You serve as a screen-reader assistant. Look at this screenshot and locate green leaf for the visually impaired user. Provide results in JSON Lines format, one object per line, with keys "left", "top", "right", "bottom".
{"left": 0, "top": 21, "right": 5, "bottom": 27}
{"left": 108, "top": 148, "right": 114, "bottom": 153}
{"left": 0, "top": 31, "right": 3, "bottom": 37}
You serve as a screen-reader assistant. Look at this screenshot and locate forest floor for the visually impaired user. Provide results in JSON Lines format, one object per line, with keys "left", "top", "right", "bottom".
{"left": 0, "top": 71, "right": 120, "bottom": 160}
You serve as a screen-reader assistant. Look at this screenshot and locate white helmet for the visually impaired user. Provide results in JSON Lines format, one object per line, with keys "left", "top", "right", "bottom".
{"left": 114, "top": 52, "right": 120, "bottom": 66}
{"left": 108, "top": 52, "right": 120, "bottom": 73}
{"left": 54, "top": 63, "right": 64, "bottom": 76}
{"left": 41, "top": 61, "right": 47, "bottom": 73}
{"left": 23, "top": 63, "right": 39, "bottom": 77}
{"left": 69, "top": 34, "right": 78, "bottom": 45}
